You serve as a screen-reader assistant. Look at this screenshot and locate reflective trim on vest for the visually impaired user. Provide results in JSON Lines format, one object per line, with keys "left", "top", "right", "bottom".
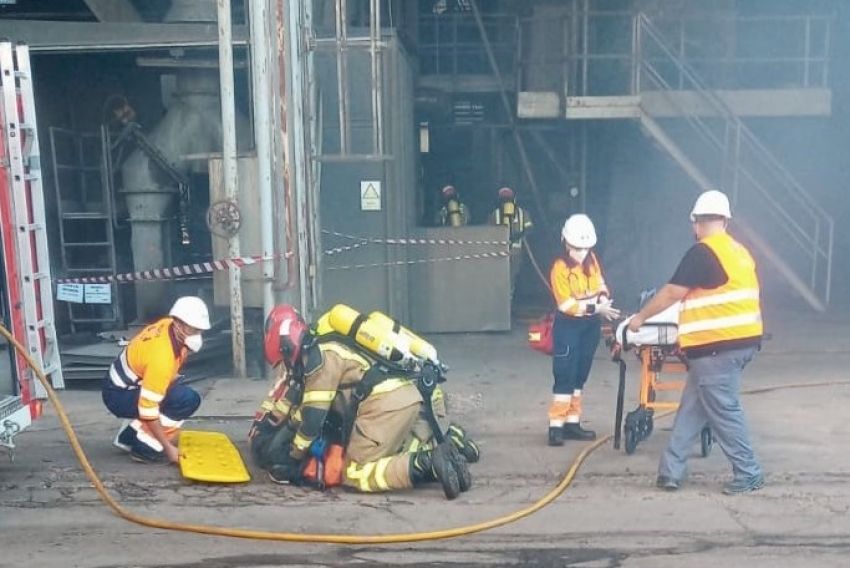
{"left": 681, "top": 288, "right": 760, "bottom": 310}
{"left": 678, "top": 312, "right": 763, "bottom": 336}
{"left": 678, "top": 232, "right": 763, "bottom": 349}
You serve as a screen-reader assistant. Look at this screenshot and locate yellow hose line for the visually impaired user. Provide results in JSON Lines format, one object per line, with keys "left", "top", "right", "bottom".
{"left": 3, "top": 323, "right": 849, "bottom": 543}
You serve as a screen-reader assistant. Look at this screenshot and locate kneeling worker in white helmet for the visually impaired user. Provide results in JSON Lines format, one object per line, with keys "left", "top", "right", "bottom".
{"left": 547, "top": 214, "right": 621, "bottom": 446}
{"left": 102, "top": 296, "right": 211, "bottom": 464}
{"left": 627, "top": 190, "right": 764, "bottom": 495}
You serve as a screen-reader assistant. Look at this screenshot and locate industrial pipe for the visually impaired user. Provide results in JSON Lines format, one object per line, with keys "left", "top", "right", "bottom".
{"left": 217, "top": 0, "right": 247, "bottom": 378}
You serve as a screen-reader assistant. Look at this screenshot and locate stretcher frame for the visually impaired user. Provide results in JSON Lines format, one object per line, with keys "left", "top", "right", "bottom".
{"left": 608, "top": 325, "right": 713, "bottom": 456}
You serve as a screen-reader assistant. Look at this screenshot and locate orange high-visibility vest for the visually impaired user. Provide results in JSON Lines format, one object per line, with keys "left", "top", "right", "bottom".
{"left": 108, "top": 317, "right": 187, "bottom": 420}
{"left": 678, "top": 232, "right": 763, "bottom": 349}
{"left": 550, "top": 252, "right": 609, "bottom": 317}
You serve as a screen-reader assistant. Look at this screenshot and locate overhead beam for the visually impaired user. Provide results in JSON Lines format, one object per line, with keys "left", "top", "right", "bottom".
{"left": 82, "top": 0, "right": 142, "bottom": 22}
{"left": 0, "top": 20, "right": 248, "bottom": 52}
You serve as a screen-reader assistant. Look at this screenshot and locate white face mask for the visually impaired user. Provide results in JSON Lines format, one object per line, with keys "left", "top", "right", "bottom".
{"left": 568, "top": 248, "right": 589, "bottom": 263}
{"left": 184, "top": 334, "right": 203, "bottom": 353}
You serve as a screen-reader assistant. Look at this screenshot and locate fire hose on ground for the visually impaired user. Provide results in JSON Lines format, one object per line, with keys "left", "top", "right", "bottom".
{"left": 1, "top": 323, "right": 848, "bottom": 544}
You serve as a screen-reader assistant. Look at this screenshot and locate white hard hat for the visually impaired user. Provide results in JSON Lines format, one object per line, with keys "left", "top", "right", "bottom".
{"left": 562, "top": 214, "right": 597, "bottom": 248}
{"left": 690, "top": 190, "right": 732, "bottom": 221}
{"left": 169, "top": 296, "right": 211, "bottom": 331}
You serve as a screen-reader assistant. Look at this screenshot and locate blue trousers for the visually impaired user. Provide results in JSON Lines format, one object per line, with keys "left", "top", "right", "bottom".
{"left": 658, "top": 347, "right": 762, "bottom": 482}
{"left": 551, "top": 313, "right": 601, "bottom": 394}
{"left": 102, "top": 379, "right": 201, "bottom": 421}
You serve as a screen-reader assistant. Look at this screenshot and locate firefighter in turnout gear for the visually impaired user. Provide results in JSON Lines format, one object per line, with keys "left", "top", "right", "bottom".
{"left": 102, "top": 296, "right": 209, "bottom": 464}
{"left": 489, "top": 186, "right": 533, "bottom": 295}
{"left": 249, "top": 305, "right": 479, "bottom": 499}
{"left": 548, "top": 215, "right": 621, "bottom": 446}
{"left": 435, "top": 184, "right": 471, "bottom": 226}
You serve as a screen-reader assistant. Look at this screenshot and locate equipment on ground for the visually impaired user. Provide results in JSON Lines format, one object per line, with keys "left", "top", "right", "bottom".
{"left": 607, "top": 303, "right": 712, "bottom": 456}
{"left": 178, "top": 430, "right": 251, "bottom": 484}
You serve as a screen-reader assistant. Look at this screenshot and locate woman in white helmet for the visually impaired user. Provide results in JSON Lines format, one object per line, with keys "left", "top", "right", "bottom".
{"left": 102, "top": 296, "right": 211, "bottom": 464}
{"left": 547, "top": 214, "right": 620, "bottom": 446}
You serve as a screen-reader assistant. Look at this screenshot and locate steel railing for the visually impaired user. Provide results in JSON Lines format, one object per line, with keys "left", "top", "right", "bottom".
{"left": 634, "top": 13, "right": 834, "bottom": 306}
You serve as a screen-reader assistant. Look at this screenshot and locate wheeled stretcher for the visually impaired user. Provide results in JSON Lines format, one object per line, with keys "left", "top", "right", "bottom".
{"left": 607, "top": 304, "right": 713, "bottom": 456}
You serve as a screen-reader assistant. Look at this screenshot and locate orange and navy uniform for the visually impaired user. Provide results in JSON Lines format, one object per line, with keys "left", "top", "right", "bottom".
{"left": 549, "top": 252, "right": 609, "bottom": 317}
{"left": 677, "top": 232, "right": 763, "bottom": 355}
{"left": 108, "top": 317, "right": 188, "bottom": 421}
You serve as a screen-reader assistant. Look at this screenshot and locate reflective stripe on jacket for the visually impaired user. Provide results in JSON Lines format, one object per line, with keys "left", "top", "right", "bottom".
{"left": 491, "top": 203, "right": 532, "bottom": 245}
{"left": 549, "top": 252, "right": 609, "bottom": 317}
{"left": 107, "top": 317, "right": 186, "bottom": 420}
{"left": 678, "top": 232, "right": 763, "bottom": 349}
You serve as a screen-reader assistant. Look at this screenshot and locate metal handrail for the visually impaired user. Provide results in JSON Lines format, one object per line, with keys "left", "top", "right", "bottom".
{"left": 517, "top": 10, "right": 831, "bottom": 96}
{"left": 636, "top": 13, "right": 834, "bottom": 304}
{"left": 638, "top": 15, "right": 828, "bottom": 223}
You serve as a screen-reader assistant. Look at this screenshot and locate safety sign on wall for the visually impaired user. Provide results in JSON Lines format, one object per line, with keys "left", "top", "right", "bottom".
{"left": 56, "top": 283, "right": 112, "bottom": 304}
{"left": 360, "top": 181, "right": 382, "bottom": 211}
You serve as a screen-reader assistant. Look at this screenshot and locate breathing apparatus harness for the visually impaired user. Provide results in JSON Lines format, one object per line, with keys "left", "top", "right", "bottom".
{"left": 312, "top": 330, "right": 449, "bottom": 445}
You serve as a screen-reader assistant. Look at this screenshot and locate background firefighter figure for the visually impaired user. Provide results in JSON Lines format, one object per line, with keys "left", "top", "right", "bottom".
{"left": 249, "top": 304, "right": 480, "bottom": 500}
{"left": 547, "top": 214, "right": 621, "bottom": 446}
{"left": 101, "top": 296, "right": 210, "bottom": 464}
{"left": 489, "top": 186, "right": 533, "bottom": 296}
{"left": 435, "top": 184, "right": 471, "bottom": 226}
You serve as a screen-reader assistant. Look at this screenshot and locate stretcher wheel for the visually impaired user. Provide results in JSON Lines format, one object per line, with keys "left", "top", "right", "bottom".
{"left": 624, "top": 425, "right": 638, "bottom": 455}
{"left": 643, "top": 415, "right": 654, "bottom": 438}
{"left": 700, "top": 426, "right": 713, "bottom": 458}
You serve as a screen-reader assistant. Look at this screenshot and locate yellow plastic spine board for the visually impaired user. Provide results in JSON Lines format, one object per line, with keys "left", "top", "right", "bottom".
{"left": 178, "top": 430, "right": 251, "bottom": 483}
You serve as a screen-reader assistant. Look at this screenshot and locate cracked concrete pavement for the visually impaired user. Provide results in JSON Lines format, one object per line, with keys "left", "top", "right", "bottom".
{"left": 1, "top": 307, "right": 849, "bottom": 567}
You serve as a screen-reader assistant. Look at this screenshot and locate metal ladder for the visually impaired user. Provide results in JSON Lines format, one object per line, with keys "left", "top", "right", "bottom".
{"left": 49, "top": 126, "right": 122, "bottom": 331}
{"left": 632, "top": 14, "right": 834, "bottom": 311}
{"left": 0, "top": 42, "right": 64, "bottom": 393}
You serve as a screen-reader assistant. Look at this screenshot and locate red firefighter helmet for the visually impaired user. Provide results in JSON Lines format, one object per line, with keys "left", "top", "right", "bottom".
{"left": 263, "top": 304, "right": 310, "bottom": 368}
{"left": 498, "top": 186, "right": 515, "bottom": 201}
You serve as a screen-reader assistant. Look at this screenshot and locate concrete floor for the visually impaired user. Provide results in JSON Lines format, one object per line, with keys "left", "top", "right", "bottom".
{"left": 2, "top": 307, "right": 849, "bottom": 567}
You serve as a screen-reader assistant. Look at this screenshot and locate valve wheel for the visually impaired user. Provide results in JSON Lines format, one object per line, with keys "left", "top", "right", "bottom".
{"left": 206, "top": 199, "right": 241, "bottom": 238}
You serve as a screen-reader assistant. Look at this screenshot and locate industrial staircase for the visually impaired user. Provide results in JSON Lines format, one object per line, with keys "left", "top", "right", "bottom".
{"left": 629, "top": 13, "right": 834, "bottom": 311}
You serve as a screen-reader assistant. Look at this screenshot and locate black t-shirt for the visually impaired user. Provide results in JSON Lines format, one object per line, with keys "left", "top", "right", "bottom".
{"left": 670, "top": 243, "right": 728, "bottom": 289}
{"left": 669, "top": 243, "right": 760, "bottom": 358}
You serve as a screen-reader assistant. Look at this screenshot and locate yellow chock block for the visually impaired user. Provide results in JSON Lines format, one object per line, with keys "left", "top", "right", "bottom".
{"left": 178, "top": 430, "right": 251, "bottom": 484}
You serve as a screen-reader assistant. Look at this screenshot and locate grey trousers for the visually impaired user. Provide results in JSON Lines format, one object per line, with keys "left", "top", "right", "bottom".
{"left": 658, "top": 346, "right": 762, "bottom": 482}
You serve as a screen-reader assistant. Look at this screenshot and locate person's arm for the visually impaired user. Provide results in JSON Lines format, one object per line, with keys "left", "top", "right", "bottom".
{"left": 627, "top": 283, "right": 689, "bottom": 331}
{"left": 289, "top": 351, "right": 347, "bottom": 461}
{"left": 138, "top": 357, "right": 180, "bottom": 463}
{"left": 628, "top": 244, "right": 726, "bottom": 331}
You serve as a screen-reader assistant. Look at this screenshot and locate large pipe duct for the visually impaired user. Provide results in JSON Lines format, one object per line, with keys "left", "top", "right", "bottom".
{"left": 121, "top": 0, "right": 248, "bottom": 320}
{"left": 121, "top": 69, "right": 249, "bottom": 320}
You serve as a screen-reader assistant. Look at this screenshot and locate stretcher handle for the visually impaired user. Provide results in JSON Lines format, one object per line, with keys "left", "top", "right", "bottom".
{"left": 613, "top": 359, "right": 627, "bottom": 450}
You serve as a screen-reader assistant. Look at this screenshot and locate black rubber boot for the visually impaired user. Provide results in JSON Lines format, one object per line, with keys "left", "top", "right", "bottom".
{"left": 548, "top": 426, "right": 565, "bottom": 447}
{"left": 410, "top": 445, "right": 461, "bottom": 500}
{"left": 447, "top": 423, "right": 481, "bottom": 463}
{"left": 444, "top": 441, "right": 472, "bottom": 493}
{"left": 563, "top": 423, "right": 597, "bottom": 441}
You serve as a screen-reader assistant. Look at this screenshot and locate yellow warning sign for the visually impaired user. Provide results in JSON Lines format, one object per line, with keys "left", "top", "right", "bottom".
{"left": 360, "top": 180, "right": 382, "bottom": 211}
{"left": 178, "top": 430, "right": 251, "bottom": 484}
